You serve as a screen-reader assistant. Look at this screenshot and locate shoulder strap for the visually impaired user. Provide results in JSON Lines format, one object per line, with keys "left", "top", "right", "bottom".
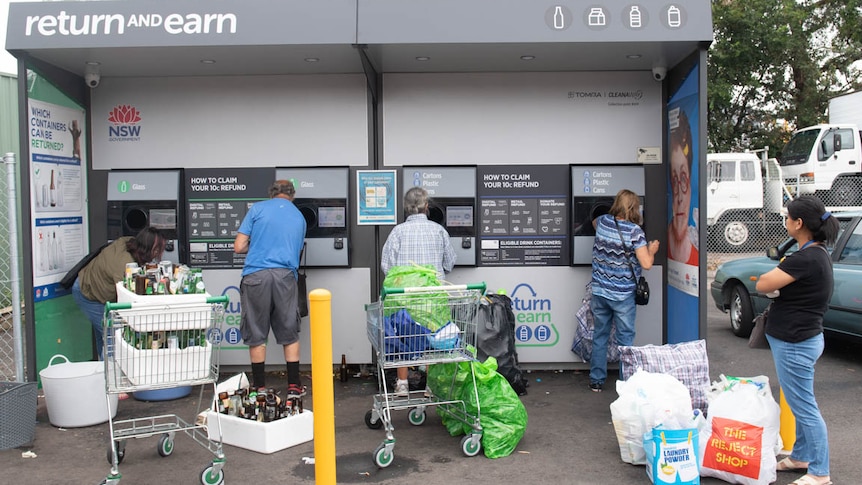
{"left": 613, "top": 219, "right": 638, "bottom": 281}
{"left": 298, "top": 242, "right": 307, "bottom": 276}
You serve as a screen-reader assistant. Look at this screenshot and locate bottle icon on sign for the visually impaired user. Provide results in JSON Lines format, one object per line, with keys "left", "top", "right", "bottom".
{"left": 56, "top": 171, "right": 63, "bottom": 207}
{"left": 667, "top": 5, "right": 681, "bottom": 27}
{"left": 553, "top": 6, "right": 564, "bottom": 29}
{"left": 38, "top": 232, "right": 47, "bottom": 272}
{"left": 51, "top": 232, "right": 59, "bottom": 270}
{"left": 588, "top": 8, "right": 606, "bottom": 26}
{"left": 629, "top": 6, "right": 642, "bottom": 28}
{"left": 49, "top": 170, "right": 56, "bottom": 207}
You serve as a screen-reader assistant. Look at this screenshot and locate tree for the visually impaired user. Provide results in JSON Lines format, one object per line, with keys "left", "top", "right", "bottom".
{"left": 708, "top": 0, "right": 862, "bottom": 154}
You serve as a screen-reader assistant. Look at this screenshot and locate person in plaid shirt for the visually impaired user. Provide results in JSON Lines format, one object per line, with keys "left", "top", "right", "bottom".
{"left": 381, "top": 187, "right": 456, "bottom": 394}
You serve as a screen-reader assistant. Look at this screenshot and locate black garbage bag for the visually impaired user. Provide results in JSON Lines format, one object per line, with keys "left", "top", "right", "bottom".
{"left": 476, "top": 293, "right": 528, "bottom": 395}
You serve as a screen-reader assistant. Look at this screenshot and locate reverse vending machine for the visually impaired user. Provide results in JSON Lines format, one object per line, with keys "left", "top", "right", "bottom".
{"left": 276, "top": 167, "right": 350, "bottom": 266}
{"left": 403, "top": 167, "right": 477, "bottom": 266}
{"left": 107, "top": 170, "right": 185, "bottom": 264}
{"left": 571, "top": 166, "right": 645, "bottom": 265}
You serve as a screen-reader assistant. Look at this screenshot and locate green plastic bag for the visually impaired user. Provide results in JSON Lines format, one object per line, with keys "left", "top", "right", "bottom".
{"left": 427, "top": 356, "right": 528, "bottom": 458}
{"left": 382, "top": 265, "right": 450, "bottom": 332}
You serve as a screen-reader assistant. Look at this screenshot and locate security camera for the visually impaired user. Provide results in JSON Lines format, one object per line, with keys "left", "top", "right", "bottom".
{"left": 652, "top": 67, "right": 667, "bottom": 82}
{"left": 85, "top": 72, "right": 100, "bottom": 88}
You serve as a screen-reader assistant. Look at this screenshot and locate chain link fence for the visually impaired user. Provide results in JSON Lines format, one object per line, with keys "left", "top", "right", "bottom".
{"left": 706, "top": 155, "right": 862, "bottom": 269}
{"left": 0, "top": 155, "right": 23, "bottom": 383}
{"left": 706, "top": 156, "right": 789, "bottom": 255}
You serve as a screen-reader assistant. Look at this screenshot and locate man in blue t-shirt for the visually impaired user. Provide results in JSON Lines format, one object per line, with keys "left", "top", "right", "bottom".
{"left": 234, "top": 180, "right": 307, "bottom": 396}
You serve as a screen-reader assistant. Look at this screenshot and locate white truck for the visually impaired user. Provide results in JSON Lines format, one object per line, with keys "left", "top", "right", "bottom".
{"left": 706, "top": 151, "right": 786, "bottom": 250}
{"left": 779, "top": 91, "right": 862, "bottom": 206}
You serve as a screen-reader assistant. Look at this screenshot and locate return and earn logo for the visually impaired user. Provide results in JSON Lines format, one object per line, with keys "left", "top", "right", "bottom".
{"left": 511, "top": 283, "right": 559, "bottom": 347}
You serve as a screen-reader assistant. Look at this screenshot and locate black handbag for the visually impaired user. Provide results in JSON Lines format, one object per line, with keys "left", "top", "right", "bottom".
{"left": 748, "top": 303, "right": 770, "bottom": 349}
{"left": 297, "top": 243, "right": 309, "bottom": 318}
{"left": 614, "top": 219, "right": 650, "bottom": 306}
{"left": 634, "top": 276, "right": 650, "bottom": 306}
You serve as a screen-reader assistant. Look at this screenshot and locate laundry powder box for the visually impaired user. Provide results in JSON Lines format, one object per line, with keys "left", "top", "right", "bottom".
{"left": 204, "top": 373, "right": 313, "bottom": 454}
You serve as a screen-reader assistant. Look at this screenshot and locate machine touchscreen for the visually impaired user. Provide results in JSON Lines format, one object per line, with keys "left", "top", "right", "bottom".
{"left": 318, "top": 206, "right": 346, "bottom": 228}
{"left": 446, "top": 206, "right": 473, "bottom": 228}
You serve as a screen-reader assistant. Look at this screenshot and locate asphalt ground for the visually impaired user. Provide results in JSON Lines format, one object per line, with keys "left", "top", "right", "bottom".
{"left": 2, "top": 294, "right": 861, "bottom": 485}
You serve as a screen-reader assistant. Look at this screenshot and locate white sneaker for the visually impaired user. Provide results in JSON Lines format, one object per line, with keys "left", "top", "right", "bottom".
{"left": 393, "top": 380, "right": 409, "bottom": 396}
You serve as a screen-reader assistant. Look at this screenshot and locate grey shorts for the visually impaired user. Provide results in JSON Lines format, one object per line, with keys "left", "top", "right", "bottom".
{"left": 240, "top": 268, "right": 300, "bottom": 346}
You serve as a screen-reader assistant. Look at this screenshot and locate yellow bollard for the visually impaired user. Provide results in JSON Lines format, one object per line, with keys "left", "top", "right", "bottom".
{"left": 309, "top": 288, "right": 336, "bottom": 485}
{"left": 779, "top": 387, "right": 796, "bottom": 453}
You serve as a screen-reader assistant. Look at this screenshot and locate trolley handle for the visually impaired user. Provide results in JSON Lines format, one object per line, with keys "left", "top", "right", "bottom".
{"left": 104, "top": 295, "right": 230, "bottom": 312}
{"left": 381, "top": 282, "right": 486, "bottom": 297}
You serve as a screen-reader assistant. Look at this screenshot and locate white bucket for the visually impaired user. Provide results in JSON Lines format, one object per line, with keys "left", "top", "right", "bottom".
{"left": 39, "top": 354, "right": 119, "bottom": 427}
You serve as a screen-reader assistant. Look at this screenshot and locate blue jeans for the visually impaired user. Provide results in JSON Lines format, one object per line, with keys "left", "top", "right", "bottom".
{"left": 589, "top": 293, "right": 636, "bottom": 385}
{"left": 72, "top": 278, "right": 106, "bottom": 360}
{"left": 766, "top": 333, "right": 829, "bottom": 476}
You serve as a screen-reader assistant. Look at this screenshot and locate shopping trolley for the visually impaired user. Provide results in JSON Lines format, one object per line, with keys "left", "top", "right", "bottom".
{"left": 101, "top": 296, "right": 229, "bottom": 485}
{"left": 364, "top": 283, "right": 486, "bottom": 468}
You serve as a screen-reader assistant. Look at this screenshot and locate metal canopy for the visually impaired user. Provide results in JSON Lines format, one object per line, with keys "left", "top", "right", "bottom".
{"left": 6, "top": 0, "right": 712, "bottom": 78}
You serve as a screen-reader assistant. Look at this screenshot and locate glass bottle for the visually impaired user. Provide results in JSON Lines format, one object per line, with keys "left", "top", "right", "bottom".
{"left": 256, "top": 393, "right": 266, "bottom": 422}
{"left": 218, "top": 392, "right": 229, "bottom": 414}
{"left": 194, "top": 269, "right": 206, "bottom": 294}
{"left": 264, "top": 395, "right": 277, "bottom": 422}
{"left": 340, "top": 354, "right": 348, "bottom": 382}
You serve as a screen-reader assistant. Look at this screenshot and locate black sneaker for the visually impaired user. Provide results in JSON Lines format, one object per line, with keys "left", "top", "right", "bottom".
{"left": 589, "top": 382, "right": 603, "bottom": 393}
{"left": 287, "top": 384, "right": 307, "bottom": 397}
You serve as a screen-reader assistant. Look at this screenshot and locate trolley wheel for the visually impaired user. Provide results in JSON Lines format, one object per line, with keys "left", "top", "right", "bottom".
{"left": 365, "top": 410, "right": 383, "bottom": 429}
{"left": 106, "top": 440, "right": 126, "bottom": 465}
{"left": 157, "top": 434, "right": 174, "bottom": 457}
{"left": 200, "top": 464, "right": 225, "bottom": 485}
{"left": 408, "top": 408, "right": 426, "bottom": 426}
{"left": 460, "top": 434, "right": 482, "bottom": 457}
{"left": 373, "top": 442, "right": 394, "bottom": 468}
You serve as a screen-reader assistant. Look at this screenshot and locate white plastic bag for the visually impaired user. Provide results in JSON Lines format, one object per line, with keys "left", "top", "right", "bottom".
{"left": 610, "top": 369, "right": 694, "bottom": 464}
{"left": 428, "top": 321, "right": 460, "bottom": 349}
{"left": 698, "top": 376, "right": 781, "bottom": 485}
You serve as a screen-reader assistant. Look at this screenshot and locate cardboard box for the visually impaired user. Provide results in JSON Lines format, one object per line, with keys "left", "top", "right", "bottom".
{"left": 205, "top": 410, "right": 314, "bottom": 454}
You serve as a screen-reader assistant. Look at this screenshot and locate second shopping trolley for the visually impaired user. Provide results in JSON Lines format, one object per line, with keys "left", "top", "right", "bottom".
{"left": 364, "top": 283, "right": 485, "bottom": 467}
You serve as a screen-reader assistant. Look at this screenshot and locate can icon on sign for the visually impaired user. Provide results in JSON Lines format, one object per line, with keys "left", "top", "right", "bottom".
{"left": 667, "top": 6, "right": 681, "bottom": 27}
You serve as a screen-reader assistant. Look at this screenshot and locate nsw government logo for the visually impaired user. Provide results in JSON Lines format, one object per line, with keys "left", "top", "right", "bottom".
{"left": 108, "top": 105, "right": 142, "bottom": 142}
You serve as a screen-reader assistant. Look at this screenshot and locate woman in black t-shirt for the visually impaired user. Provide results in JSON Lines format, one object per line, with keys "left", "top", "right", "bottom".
{"left": 755, "top": 196, "right": 839, "bottom": 485}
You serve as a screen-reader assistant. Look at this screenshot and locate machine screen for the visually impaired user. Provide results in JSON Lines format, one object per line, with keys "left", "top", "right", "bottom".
{"left": 318, "top": 206, "right": 346, "bottom": 228}
{"left": 149, "top": 209, "right": 177, "bottom": 230}
{"left": 446, "top": 206, "right": 474, "bottom": 228}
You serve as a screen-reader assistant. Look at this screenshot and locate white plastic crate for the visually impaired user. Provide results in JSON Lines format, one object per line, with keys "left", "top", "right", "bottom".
{"left": 206, "top": 410, "right": 314, "bottom": 454}
{"left": 113, "top": 330, "right": 212, "bottom": 386}
{"left": 116, "top": 282, "right": 211, "bottom": 305}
